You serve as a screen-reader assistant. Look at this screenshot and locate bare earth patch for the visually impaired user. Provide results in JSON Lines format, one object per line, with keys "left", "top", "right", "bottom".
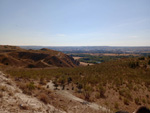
{"left": 0, "top": 71, "right": 65, "bottom": 113}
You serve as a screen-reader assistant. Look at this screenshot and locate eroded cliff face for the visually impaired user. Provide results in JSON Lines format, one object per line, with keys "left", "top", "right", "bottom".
{"left": 0, "top": 45, "right": 79, "bottom": 68}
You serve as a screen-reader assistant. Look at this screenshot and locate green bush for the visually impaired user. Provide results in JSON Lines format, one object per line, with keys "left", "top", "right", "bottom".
{"left": 77, "top": 83, "right": 83, "bottom": 93}
{"left": 38, "top": 93, "right": 49, "bottom": 104}
{"left": 148, "top": 60, "right": 150, "bottom": 65}
{"left": 138, "top": 57, "right": 145, "bottom": 60}
{"left": 128, "top": 61, "right": 139, "bottom": 68}
{"left": 119, "top": 89, "right": 132, "bottom": 101}
{"left": 27, "top": 82, "right": 35, "bottom": 90}
{"left": 114, "top": 102, "right": 119, "bottom": 109}
{"left": 83, "top": 85, "right": 92, "bottom": 101}
{"left": 124, "top": 98, "right": 129, "bottom": 105}
{"left": 99, "top": 85, "right": 106, "bottom": 98}
{"left": 135, "top": 98, "right": 141, "bottom": 105}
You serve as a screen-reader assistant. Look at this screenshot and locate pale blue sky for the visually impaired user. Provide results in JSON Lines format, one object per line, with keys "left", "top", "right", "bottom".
{"left": 0, "top": 0, "right": 150, "bottom": 46}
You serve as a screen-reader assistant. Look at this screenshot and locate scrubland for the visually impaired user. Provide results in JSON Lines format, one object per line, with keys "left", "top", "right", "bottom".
{"left": 1, "top": 56, "right": 150, "bottom": 112}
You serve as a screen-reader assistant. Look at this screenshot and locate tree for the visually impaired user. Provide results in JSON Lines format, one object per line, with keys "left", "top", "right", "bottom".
{"left": 53, "top": 81, "right": 58, "bottom": 90}
{"left": 67, "top": 77, "right": 72, "bottom": 84}
{"left": 148, "top": 60, "right": 150, "bottom": 65}
{"left": 77, "top": 84, "right": 83, "bottom": 93}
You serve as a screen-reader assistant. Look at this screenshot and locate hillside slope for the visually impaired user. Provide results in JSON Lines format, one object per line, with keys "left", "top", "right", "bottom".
{"left": 0, "top": 45, "right": 79, "bottom": 68}
{"left": 0, "top": 71, "right": 65, "bottom": 113}
{"left": 4, "top": 57, "right": 150, "bottom": 112}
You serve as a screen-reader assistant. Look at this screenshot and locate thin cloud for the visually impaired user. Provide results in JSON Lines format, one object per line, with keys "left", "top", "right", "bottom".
{"left": 128, "top": 36, "right": 138, "bottom": 38}
{"left": 56, "top": 34, "right": 66, "bottom": 37}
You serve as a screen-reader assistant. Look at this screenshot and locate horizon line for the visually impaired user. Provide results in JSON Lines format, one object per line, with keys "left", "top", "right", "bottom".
{"left": 1, "top": 44, "right": 150, "bottom": 47}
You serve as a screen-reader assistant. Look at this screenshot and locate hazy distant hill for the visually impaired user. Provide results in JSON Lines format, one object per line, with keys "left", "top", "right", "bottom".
{"left": 0, "top": 45, "right": 79, "bottom": 68}
{"left": 20, "top": 46, "right": 150, "bottom": 55}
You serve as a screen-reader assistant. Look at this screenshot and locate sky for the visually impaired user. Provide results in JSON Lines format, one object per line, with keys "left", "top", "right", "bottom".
{"left": 0, "top": 0, "right": 150, "bottom": 46}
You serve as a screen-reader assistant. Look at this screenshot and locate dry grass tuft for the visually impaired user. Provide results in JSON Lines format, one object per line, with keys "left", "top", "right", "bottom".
{"left": 0, "top": 92, "right": 3, "bottom": 98}
{"left": 38, "top": 93, "right": 49, "bottom": 104}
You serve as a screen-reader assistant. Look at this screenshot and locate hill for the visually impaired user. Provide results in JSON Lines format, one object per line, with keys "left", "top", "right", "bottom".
{"left": 20, "top": 46, "right": 150, "bottom": 55}
{"left": 0, "top": 45, "right": 79, "bottom": 68}
{"left": 0, "top": 71, "right": 65, "bottom": 113}
{"left": 2, "top": 56, "right": 150, "bottom": 113}
{"left": 1, "top": 46, "right": 150, "bottom": 112}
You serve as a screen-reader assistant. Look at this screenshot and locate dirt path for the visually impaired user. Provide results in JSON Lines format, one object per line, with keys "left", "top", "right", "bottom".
{"left": 0, "top": 71, "right": 65, "bottom": 113}
{"left": 0, "top": 70, "right": 112, "bottom": 113}
{"left": 40, "top": 59, "right": 52, "bottom": 67}
{"left": 47, "top": 81, "right": 112, "bottom": 113}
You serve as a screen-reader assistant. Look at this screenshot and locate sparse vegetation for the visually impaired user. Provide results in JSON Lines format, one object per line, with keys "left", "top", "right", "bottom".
{"left": 135, "top": 97, "right": 141, "bottom": 105}
{"left": 0, "top": 85, "right": 7, "bottom": 92}
{"left": 138, "top": 56, "right": 145, "bottom": 60}
{"left": 77, "top": 83, "right": 83, "bottom": 93}
{"left": 148, "top": 60, "right": 150, "bottom": 65}
{"left": 128, "top": 61, "right": 139, "bottom": 68}
{"left": 1, "top": 55, "right": 150, "bottom": 112}
{"left": 83, "top": 84, "right": 92, "bottom": 101}
{"left": 114, "top": 102, "right": 119, "bottom": 109}
{"left": 38, "top": 93, "right": 49, "bottom": 104}
{"left": 71, "top": 54, "right": 135, "bottom": 64}
{"left": 124, "top": 98, "right": 129, "bottom": 105}
{"left": 18, "top": 82, "right": 35, "bottom": 95}
{"left": 98, "top": 85, "right": 106, "bottom": 98}
{"left": 0, "top": 92, "right": 3, "bottom": 98}
{"left": 27, "top": 82, "right": 35, "bottom": 90}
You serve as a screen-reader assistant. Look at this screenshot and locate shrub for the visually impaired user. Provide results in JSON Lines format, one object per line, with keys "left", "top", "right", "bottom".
{"left": 53, "top": 81, "right": 58, "bottom": 90}
{"left": 77, "top": 83, "right": 83, "bottom": 93}
{"left": 8, "top": 91, "right": 14, "bottom": 96}
{"left": 138, "top": 57, "right": 145, "bottom": 60}
{"left": 40, "top": 77, "right": 46, "bottom": 85}
{"left": 129, "top": 61, "right": 139, "bottom": 68}
{"left": 146, "top": 94, "right": 149, "bottom": 98}
{"left": 0, "top": 92, "right": 3, "bottom": 98}
{"left": 99, "top": 85, "right": 106, "bottom": 98}
{"left": 58, "top": 77, "right": 65, "bottom": 85}
{"left": 124, "top": 98, "right": 129, "bottom": 105}
{"left": 38, "top": 93, "right": 49, "bottom": 104}
{"left": 5, "top": 63, "right": 9, "bottom": 65}
{"left": 114, "top": 102, "right": 119, "bottom": 109}
{"left": 142, "top": 99, "right": 146, "bottom": 104}
{"left": 26, "top": 82, "right": 35, "bottom": 90}
{"left": 0, "top": 85, "right": 7, "bottom": 91}
{"left": 147, "top": 100, "right": 150, "bottom": 104}
{"left": 133, "top": 86, "right": 138, "bottom": 91}
{"left": 95, "top": 92, "right": 100, "bottom": 99}
{"left": 119, "top": 89, "right": 132, "bottom": 101}
{"left": 27, "top": 64, "right": 35, "bottom": 68}
{"left": 148, "top": 60, "right": 150, "bottom": 65}
{"left": 135, "top": 98, "right": 141, "bottom": 105}
{"left": 67, "top": 77, "right": 72, "bottom": 84}
{"left": 83, "top": 84, "right": 92, "bottom": 101}
{"left": 126, "top": 83, "right": 133, "bottom": 90}
{"left": 18, "top": 82, "right": 35, "bottom": 95}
